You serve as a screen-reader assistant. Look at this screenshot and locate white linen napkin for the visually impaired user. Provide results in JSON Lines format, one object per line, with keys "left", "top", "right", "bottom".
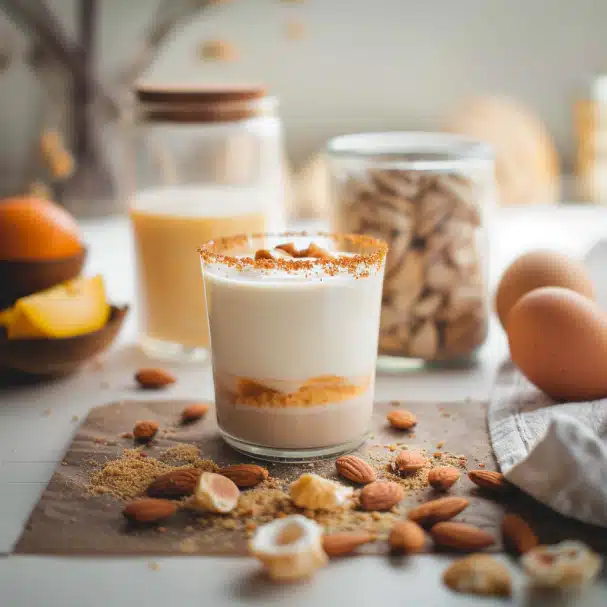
{"left": 488, "top": 241, "right": 607, "bottom": 527}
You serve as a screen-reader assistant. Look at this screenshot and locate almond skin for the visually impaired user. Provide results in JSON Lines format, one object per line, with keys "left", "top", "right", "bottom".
{"left": 147, "top": 468, "right": 201, "bottom": 498}
{"left": 135, "top": 368, "right": 176, "bottom": 389}
{"left": 501, "top": 514, "right": 538, "bottom": 555}
{"left": 428, "top": 466, "right": 460, "bottom": 491}
{"left": 218, "top": 464, "right": 269, "bottom": 488}
{"left": 431, "top": 522, "right": 495, "bottom": 551}
{"left": 389, "top": 520, "right": 426, "bottom": 553}
{"left": 335, "top": 455, "right": 376, "bottom": 484}
{"left": 394, "top": 450, "right": 426, "bottom": 474}
{"left": 133, "top": 420, "right": 159, "bottom": 441}
{"left": 181, "top": 403, "right": 210, "bottom": 423}
{"left": 407, "top": 496, "right": 469, "bottom": 526}
{"left": 322, "top": 532, "right": 375, "bottom": 557}
{"left": 123, "top": 498, "right": 177, "bottom": 523}
{"left": 387, "top": 409, "right": 417, "bottom": 430}
{"left": 468, "top": 470, "right": 510, "bottom": 493}
{"left": 360, "top": 481, "right": 404, "bottom": 511}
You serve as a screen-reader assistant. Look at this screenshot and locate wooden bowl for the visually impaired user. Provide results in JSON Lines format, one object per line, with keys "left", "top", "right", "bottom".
{"left": 0, "top": 248, "right": 87, "bottom": 309}
{"left": 0, "top": 305, "right": 128, "bottom": 377}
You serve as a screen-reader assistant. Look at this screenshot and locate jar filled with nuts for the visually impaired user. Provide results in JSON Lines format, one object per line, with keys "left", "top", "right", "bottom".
{"left": 327, "top": 132, "right": 495, "bottom": 366}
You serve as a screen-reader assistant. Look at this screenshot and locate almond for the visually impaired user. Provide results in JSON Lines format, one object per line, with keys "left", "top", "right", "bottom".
{"left": 389, "top": 520, "right": 426, "bottom": 553}
{"left": 386, "top": 409, "right": 417, "bottom": 430}
{"left": 407, "top": 496, "right": 469, "bottom": 526}
{"left": 147, "top": 468, "right": 201, "bottom": 498}
{"left": 322, "top": 532, "right": 375, "bottom": 557}
{"left": 123, "top": 498, "right": 177, "bottom": 523}
{"left": 133, "top": 420, "right": 159, "bottom": 441}
{"left": 275, "top": 242, "right": 298, "bottom": 257}
{"left": 218, "top": 464, "right": 269, "bottom": 488}
{"left": 443, "top": 554, "right": 512, "bottom": 597}
{"left": 431, "top": 522, "right": 495, "bottom": 551}
{"left": 501, "top": 514, "right": 538, "bottom": 555}
{"left": 468, "top": 470, "right": 510, "bottom": 493}
{"left": 135, "top": 368, "right": 176, "bottom": 389}
{"left": 394, "top": 449, "right": 426, "bottom": 474}
{"left": 360, "top": 481, "right": 404, "bottom": 511}
{"left": 181, "top": 403, "right": 210, "bottom": 423}
{"left": 428, "top": 466, "right": 460, "bottom": 491}
{"left": 335, "top": 455, "right": 376, "bottom": 484}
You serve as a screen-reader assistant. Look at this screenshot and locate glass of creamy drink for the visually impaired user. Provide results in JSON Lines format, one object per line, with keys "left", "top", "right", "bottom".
{"left": 199, "top": 232, "right": 387, "bottom": 461}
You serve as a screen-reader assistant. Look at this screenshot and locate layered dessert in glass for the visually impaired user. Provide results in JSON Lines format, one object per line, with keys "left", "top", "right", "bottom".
{"left": 199, "top": 232, "right": 387, "bottom": 461}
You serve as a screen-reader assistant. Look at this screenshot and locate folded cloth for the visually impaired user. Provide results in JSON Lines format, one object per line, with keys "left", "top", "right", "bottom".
{"left": 488, "top": 240, "right": 607, "bottom": 528}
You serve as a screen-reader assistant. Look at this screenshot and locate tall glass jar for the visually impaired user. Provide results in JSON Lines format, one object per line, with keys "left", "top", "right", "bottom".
{"left": 124, "top": 84, "right": 286, "bottom": 362}
{"left": 327, "top": 132, "right": 495, "bottom": 368}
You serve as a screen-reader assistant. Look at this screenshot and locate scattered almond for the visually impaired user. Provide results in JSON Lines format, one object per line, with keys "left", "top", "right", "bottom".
{"left": 443, "top": 554, "right": 512, "bottom": 597}
{"left": 135, "top": 368, "right": 176, "bottom": 389}
{"left": 275, "top": 242, "right": 298, "bottom": 257}
{"left": 389, "top": 520, "right": 426, "bottom": 553}
{"left": 146, "top": 468, "right": 201, "bottom": 498}
{"left": 133, "top": 420, "right": 159, "bottom": 442}
{"left": 122, "top": 498, "right": 177, "bottom": 524}
{"left": 219, "top": 464, "right": 269, "bottom": 488}
{"left": 407, "top": 496, "right": 469, "bottom": 526}
{"left": 428, "top": 466, "right": 460, "bottom": 491}
{"left": 431, "top": 522, "right": 495, "bottom": 551}
{"left": 322, "top": 532, "right": 375, "bottom": 557}
{"left": 360, "top": 481, "right": 404, "bottom": 511}
{"left": 255, "top": 248, "right": 274, "bottom": 260}
{"left": 394, "top": 449, "right": 426, "bottom": 474}
{"left": 181, "top": 403, "right": 210, "bottom": 423}
{"left": 387, "top": 409, "right": 417, "bottom": 430}
{"left": 335, "top": 455, "right": 376, "bottom": 484}
{"left": 192, "top": 472, "right": 240, "bottom": 513}
{"left": 501, "top": 513, "right": 538, "bottom": 555}
{"left": 468, "top": 470, "right": 510, "bottom": 493}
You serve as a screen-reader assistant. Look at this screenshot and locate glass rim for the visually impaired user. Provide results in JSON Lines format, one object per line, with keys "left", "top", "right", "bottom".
{"left": 198, "top": 231, "right": 388, "bottom": 276}
{"left": 326, "top": 131, "right": 494, "bottom": 171}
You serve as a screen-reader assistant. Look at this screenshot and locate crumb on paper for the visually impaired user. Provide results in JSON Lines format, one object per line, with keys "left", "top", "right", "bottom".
{"left": 148, "top": 561, "right": 160, "bottom": 571}
{"left": 437, "top": 441, "right": 445, "bottom": 449}
{"left": 179, "top": 538, "right": 198, "bottom": 554}
{"left": 43, "top": 408, "right": 52, "bottom": 416}
{"left": 72, "top": 415, "right": 79, "bottom": 423}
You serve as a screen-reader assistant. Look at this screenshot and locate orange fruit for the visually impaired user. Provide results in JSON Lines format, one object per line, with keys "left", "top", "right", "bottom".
{"left": 6, "top": 275, "right": 110, "bottom": 339}
{"left": 0, "top": 196, "right": 83, "bottom": 260}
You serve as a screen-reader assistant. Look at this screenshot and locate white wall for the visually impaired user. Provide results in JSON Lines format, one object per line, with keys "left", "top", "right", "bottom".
{"left": 0, "top": 0, "right": 605, "bottom": 195}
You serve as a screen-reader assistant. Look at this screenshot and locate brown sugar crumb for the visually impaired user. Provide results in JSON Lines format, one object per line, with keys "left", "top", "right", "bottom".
{"left": 179, "top": 537, "right": 198, "bottom": 554}
{"left": 200, "top": 39, "right": 238, "bottom": 61}
{"left": 148, "top": 561, "right": 160, "bottom": 571}
{"left": 478, "top": 462, "right": 486, "bottom": 468}
{"left": 94, "top": 438, "right": 105, "bottom": 445}
{"left": 437, "top": 441, "right": 445, "bottom": 449}
{"left": 121, "top": 432, "right": 133, "bottom": 439}
{"left": 157, "top": 527, "right": 167, "bottom": 533}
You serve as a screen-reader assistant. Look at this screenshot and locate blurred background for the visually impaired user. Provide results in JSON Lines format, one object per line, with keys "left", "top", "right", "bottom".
{"left": 1, "top": 0, "right": 607, "bottom": 218}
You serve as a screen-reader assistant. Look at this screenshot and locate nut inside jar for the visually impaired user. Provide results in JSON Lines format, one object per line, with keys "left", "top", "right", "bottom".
{"left": 332, "top": 159, "right": 490, "bottom": 361}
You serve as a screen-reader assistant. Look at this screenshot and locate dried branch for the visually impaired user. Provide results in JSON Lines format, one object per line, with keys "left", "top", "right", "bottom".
{"left": 114, "top": 0, "right": 213, "bottom": 90}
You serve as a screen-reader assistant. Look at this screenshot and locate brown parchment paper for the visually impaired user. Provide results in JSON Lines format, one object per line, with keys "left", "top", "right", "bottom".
{"left": 13, "top": 399, "right": 607, "bottom": 556}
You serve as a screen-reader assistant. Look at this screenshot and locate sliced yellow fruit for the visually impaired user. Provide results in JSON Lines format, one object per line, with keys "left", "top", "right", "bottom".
{"left": 7, "top": 275, "right": 110, "bottom": 339}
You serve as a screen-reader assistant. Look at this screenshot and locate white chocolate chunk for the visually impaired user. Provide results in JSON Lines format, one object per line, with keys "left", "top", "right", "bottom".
{"left": 289, "top": 473, "right": 353, "bottom": 510}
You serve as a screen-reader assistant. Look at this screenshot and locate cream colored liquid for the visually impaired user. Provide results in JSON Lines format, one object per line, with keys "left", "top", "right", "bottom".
{"left": 130, "top": 186, "right": 266, "bottom": 350}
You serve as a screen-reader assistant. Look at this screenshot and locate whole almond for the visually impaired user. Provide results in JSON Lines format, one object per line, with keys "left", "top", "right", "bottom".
{"left": 181, "top": 403, "right": 210, "bottom": 423}
{"left": 389, "top": 520, "right": 426, "bottom": 553}
{"left": 431, "top": 522, "right": 495, "bottom": 551}
{"left": 468, "top": 470, "right": 510, "bottom": 493}
{"left": 133, "top": 420, "right": 159, "bottom": 441}
{"left": 135, "top": 368, "right": 176, "bottom": 389}
{"left": 395, "top": 450, "right": 426, "bottom": 474}
{"left": 428, "top": 466, "right": 460, "bottom": 491}
{"left": 322, "top": 532, "right": 375, "bottom": 557}
{"left": 443, "top": 554, "right": 512, "bottom": 597}
{"left": 501, "top": 514, "right": 538, "bottom": 555}
{"left": 360, "top": 481, "right": 404, "bottom": 511}
{"left": 387, "top": 409, "right": 417, "bottom": 430}
{"left": 408, "top": 496, "right": 469, "bottom": 526}
{"left": 218, "top": 464, "right": 269, "bottom": 488}
{"left": 123, "top": 498, "right": 177, "bottom": 523}
{"left": 147, "top": 468, "right": 201, "bottom": 498}
{"left": 335, "top": 455, "right": 376, "bottom": 484}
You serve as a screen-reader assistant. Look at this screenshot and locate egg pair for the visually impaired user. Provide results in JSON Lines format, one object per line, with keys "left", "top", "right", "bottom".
{"left": 496, "top": 250, "right": 607, "bottom": 402}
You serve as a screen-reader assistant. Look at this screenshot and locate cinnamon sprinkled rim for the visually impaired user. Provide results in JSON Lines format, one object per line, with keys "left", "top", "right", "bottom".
{"left": 198, "top": 231, "right": 388, "bottom": 275}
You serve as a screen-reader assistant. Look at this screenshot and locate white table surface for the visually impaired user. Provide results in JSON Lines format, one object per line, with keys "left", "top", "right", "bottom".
{"left": 1, "top": 205, "right": 607, "bottom": 607}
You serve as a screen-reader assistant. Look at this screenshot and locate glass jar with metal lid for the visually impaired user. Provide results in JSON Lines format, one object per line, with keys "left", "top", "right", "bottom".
{"left": 327, "top": 132, "right": 495, "bottom": 368}
{"left": 124, "top": 84, "right": 286, "bottom": 362}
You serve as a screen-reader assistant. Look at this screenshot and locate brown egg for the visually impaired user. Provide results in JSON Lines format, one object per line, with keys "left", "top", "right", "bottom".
{"left": 507, "top": 287, "right": 607, "bottom": 401}
{"left": 495, "top": 250, "right": 594, "bottom": 327}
